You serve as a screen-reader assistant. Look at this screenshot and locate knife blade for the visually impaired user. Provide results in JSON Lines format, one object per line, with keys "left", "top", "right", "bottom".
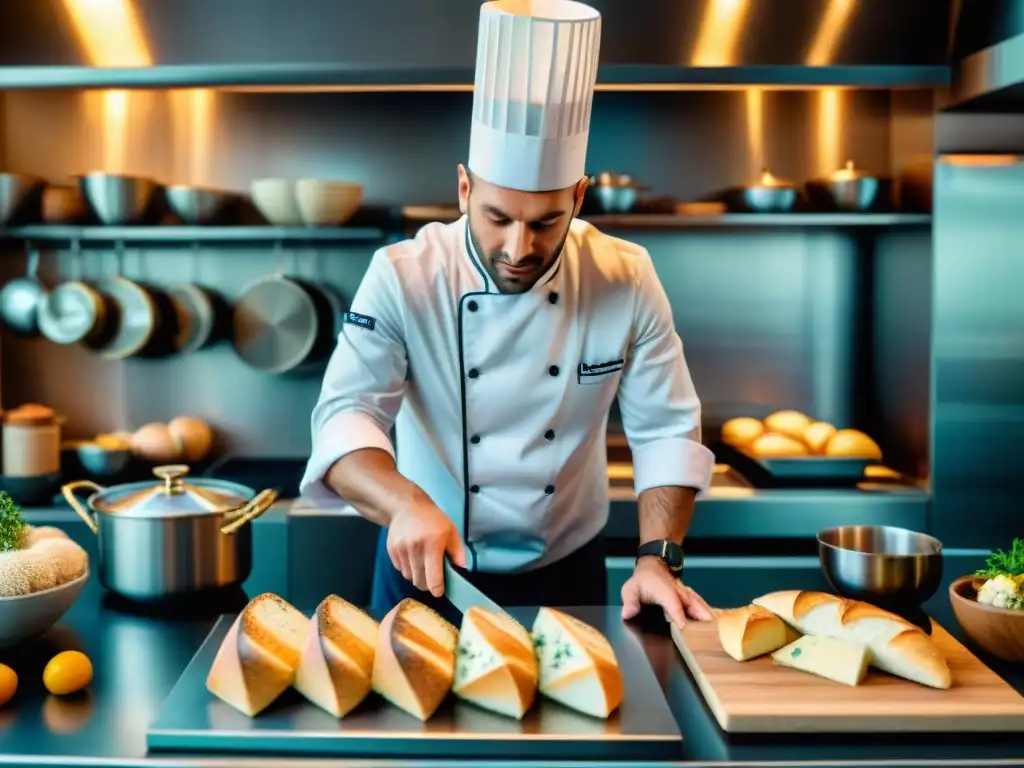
{"left": 443, "top": 558, "right": 508, "bottom": 619}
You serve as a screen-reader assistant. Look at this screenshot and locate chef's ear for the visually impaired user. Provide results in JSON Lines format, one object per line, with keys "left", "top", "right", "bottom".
{"left": 572, "top": 175, "right": 589, "bottom": 217}
{"left": 457, "top": 164, "right": 472, "bottom": 214}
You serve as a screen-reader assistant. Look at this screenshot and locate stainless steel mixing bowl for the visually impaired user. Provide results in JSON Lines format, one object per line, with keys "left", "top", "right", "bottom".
{"left": 78, "top": 172, "right": 159, "bottom": 225}
{"left": 817, "top": 525, "right": 943, "bottom": 607}
{"left": 165, "top": 185, "right": 235, "bottom": 225}
{"left": 0, "top": 173, "right": 45, "bottom": 225}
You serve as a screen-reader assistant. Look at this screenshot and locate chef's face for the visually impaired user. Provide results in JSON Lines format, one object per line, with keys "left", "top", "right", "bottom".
{"left": 458, "top": 164, "right": 587, "bottom": 294}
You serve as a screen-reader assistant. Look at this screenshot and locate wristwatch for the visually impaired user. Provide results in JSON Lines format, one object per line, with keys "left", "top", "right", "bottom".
{"left": 636, "top": 539, "right": 684, "bottom": 574}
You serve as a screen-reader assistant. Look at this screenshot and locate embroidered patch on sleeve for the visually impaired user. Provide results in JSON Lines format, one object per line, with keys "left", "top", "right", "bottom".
{"left": 342, "top": 311, "right": 377, "bottom": 331}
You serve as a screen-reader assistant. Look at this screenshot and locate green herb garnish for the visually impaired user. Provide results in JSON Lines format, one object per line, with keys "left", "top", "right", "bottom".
{"left": 0, "top": 492, "right": 25, "bottom": 552}
{"left": 791, "top": 647, "right": 802, "bottom": 658}
{"left": 975, "top": 538, "right": 1024, "bottom": 578}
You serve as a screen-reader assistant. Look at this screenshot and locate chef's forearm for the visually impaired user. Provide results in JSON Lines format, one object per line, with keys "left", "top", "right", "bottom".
{"left": 637, "top": 485, "right": 697, "bottom": 545}
{"left": 324, "top": 448, "right": 432, "bottom": 527}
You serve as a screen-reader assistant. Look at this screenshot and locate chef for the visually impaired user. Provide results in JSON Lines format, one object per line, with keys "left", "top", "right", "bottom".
{"left": 300, "top": 0, "right": 716, "bottom": 628}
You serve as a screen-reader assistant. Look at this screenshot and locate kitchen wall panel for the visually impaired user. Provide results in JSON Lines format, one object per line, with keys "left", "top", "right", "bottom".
{"left": 0, "top": 89, "right": 926, "bottom": 464}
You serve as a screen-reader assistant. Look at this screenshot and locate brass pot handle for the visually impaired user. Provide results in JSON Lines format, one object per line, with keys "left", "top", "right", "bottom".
{"left": 61, "top": 480, "right": 106, "bottom": 535}
{"left": 221, "top": 488, "right": 278, "bottom": 535}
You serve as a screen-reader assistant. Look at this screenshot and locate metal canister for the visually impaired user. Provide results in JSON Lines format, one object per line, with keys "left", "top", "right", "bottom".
{"left": 2, "top": 403, "right": 61, "bottom": 477}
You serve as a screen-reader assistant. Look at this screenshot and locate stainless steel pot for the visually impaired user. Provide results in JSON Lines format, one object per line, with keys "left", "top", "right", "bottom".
{"left": 738, "top": 168, "right": 798, "bottom": 212}
{"left": 61, "top": 464, "right": 277, "bottom": 601}
{"left": 805, "top": 160, "right": 884, "bottom": 212}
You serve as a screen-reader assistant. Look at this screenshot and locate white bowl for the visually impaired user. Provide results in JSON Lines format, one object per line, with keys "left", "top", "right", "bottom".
{"left": 0, "top": 571, "right": 89, "bottom": 650}
{"left": 295, "top": 179, "right": 363, "bottom": 226}
{"left": 250, "top": 178, "right": 303, "bottom": 226}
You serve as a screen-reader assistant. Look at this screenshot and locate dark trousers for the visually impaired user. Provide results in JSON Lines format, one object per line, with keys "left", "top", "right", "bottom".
{"left": 369, "top": 527, "right": 608, "bottom": 625}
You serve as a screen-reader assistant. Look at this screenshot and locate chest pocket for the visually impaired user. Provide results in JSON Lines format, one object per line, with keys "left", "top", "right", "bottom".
{"left": 577, "top": 358, "right": 625, "bottom": 386}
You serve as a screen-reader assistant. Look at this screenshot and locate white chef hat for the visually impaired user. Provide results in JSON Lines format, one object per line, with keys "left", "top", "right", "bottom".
{"left": 467, "top": 0, "right": 602, "bottom": 193}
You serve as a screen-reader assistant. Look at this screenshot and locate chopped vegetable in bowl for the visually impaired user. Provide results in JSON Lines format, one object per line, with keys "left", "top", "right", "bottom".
{"left": 974, "top": 538, "right": 1024, "bottom": 610}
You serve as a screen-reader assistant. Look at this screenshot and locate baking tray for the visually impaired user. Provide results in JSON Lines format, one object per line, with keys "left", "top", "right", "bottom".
{"left": 715, "top": 441, "right": 874, "bottom": 481}
{"left": 147, "top": 606, "right": 683, "bottom": 761}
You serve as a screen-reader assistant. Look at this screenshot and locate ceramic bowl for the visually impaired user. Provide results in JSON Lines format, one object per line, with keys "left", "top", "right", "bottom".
{"left": 949, "top": 575, "right": 1024, "bottom": 662}
{"left": 0, "top": 571, "right": 89, "bottom": 650}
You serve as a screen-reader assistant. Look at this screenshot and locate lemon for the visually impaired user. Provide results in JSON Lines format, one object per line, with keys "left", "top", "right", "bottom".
{"left": 0, "top": 664, "right": 17, "bottom": 706}
{"left": 42, "top": 651, "right": 93, "bottom": 696}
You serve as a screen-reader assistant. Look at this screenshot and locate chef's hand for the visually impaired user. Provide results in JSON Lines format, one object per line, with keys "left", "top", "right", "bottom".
{"left": 621, "top": 556, "right": 714, "bottom": 628}
{"left": 387, "top": 498, "right": 467, "bottom": 598}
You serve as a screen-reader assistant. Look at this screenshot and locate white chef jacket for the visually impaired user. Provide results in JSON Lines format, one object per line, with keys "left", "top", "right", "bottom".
{"left": 300, "top": 215, "right": 715, "bottom": 573}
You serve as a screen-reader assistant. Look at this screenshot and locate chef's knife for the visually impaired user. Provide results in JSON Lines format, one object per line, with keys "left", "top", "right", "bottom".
{"left": 443, "top": 558, "right": 509, "bottom": 619}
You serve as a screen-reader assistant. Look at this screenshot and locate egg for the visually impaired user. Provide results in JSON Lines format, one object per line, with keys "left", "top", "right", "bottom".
{"left": 130, "top": 423, "right": 181, "bottom": 463}
{"left": 42, "top": 651, "right": 93, "bottom": 696}
{"left": 168, "top": 416, "right": 214, "bottom": 462}
{"left": 0, "top": 664, "right": 17, "bottom": 707}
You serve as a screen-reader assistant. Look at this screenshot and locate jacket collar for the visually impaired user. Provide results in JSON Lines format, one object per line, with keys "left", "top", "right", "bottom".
{"left": 460, "top": 215, "right": 564, "bottom": 296}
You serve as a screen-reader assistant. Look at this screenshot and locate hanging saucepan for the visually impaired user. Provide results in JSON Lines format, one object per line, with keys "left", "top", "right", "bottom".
{"left": 61, "top": 464, "right": 278, "bottom": 601}
{"left": 231, "top": 272, "right": 336, "bottom": 374}
{"left": 0, "top": 246, "right": 46, "bottom": 337}
{"left": 130, "top": 282, "right": 182, "bottom": 358}
{"left": 37, "top": 245, "right": 118, "bottom": 348}
{"left": 91, "top": 275, "right": 159, "bottom": 359}
{"left": 167, "top": 283, "right": 231, "bottom": 354}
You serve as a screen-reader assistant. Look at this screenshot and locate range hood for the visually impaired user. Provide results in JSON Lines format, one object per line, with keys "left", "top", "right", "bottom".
{"left": 946, "top": 0, "right": 1024, "bottom": 110}
{"left": 0, "top": 0, "right": 951, "bottom": 90}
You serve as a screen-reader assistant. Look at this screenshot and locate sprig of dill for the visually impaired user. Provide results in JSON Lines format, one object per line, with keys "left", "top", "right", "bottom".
{"left": 975, "top": 538, "right": 1024, "bottom": 579}
{"left": 0, "top": 492, "right": 25, "bottom": 552}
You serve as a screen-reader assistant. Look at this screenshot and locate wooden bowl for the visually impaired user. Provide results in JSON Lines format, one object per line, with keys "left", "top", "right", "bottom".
{"left": 949, "top": 575, "right": 1024, "bottom": 662}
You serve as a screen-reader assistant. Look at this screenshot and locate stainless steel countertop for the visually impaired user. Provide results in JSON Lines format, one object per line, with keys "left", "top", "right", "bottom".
{"left": 0, "top": 544, "right": 1021, "bottom": 768}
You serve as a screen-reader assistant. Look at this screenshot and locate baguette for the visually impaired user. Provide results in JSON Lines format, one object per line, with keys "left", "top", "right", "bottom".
{"left": 717, "top": 604, "right": 801, "bottom": 661}
{"left": 752, "top": 590, "right": 951, "bottom": 689}
{"left": 294, "top": 595, "right": 379, "bottom": 717}
{"left": 206, "top": 593, "right": 309, "bottom": 716}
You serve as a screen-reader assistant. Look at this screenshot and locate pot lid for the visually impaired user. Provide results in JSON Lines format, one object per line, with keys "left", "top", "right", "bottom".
{"left": 93, "top": 464, "right": 252, "bottom": 517}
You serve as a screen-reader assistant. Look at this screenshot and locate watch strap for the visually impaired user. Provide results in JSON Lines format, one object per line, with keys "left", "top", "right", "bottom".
{"left": 636, "top": 539, "right": 684, "bottom": 572}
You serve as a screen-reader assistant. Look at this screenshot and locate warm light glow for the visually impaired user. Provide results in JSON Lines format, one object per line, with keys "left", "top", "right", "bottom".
{"left": 60, "top": 0, "right": 153, "bottom": 174}
{"left": 103, "top": 90, "right": 128, "bottom": 174}
{"left": 59, "top": 0, "right": 152, "bottom": 67}
{"left": 941, "top": 154, "right": 1022, "bottom": 166}
{"left": 807, "top": 0, "right": 855, "bottom": 177}
{"left": 170, "top": 90, "right": 219, "bottom": 185}
{"left": 816, "top": 87, "right": 844, "bottom": 175}
{"left": 692, "top": 0, "right": 752, "bottom": 66}
{"left": 745, "top": 88, "right": 764, "bottom": 176}
{"left": 805, "top": 0, "right": 857, "bottom": 66}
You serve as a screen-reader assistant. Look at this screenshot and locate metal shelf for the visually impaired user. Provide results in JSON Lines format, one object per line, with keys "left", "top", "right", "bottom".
{"left": 0, "top": 225, "right": 388, "bottom": 245}
{"left": 0, "top": 64, "right": 951, "bottom": 91}
{"left": 583, "top": 213, "right": 933, "bottom": 228}
{"left": 0, "top": 214, "right": 931, "bottom": 247}
{"left": 402, "top": 211, "right": 934, "bottom": 228}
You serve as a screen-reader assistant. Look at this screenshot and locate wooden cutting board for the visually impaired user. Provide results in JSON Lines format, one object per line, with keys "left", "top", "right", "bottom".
{"left": 672, "top": 618, "right": 1024, "bottom": 734}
